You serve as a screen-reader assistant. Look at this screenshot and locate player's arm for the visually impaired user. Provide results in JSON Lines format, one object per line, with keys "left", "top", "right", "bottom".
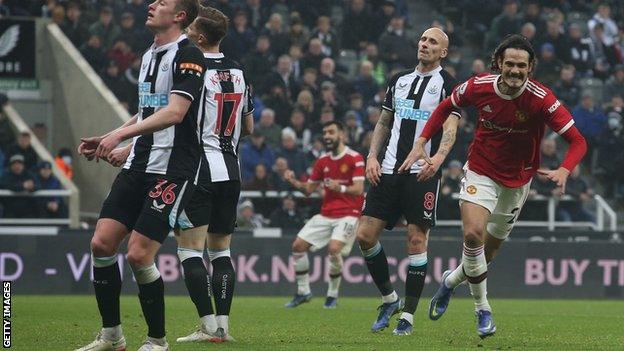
{"left": 241, "top": 82, "right": 255, "bottom": 137}
{"left": 241, "top": 113, "right": 254, "bottom": 137}
{"left": 285, "top": 169, "right": 320, "bottom": 196}
{"left": 366, "top": 108, "right": 393, "bottom": 186}
{"left": 325, "top": 179, "right": 364, "bottom": 195}
{"left": 78, "top": 114, "right": 138, "bottom": 159}
{"left": 416, "top": 114, "right": 460, "bottom": 181}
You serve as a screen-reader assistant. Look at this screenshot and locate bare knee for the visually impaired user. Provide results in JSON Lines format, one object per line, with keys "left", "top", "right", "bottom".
{"left": 407, "top": 224, "right": 428, "bottom": 253}
{"left": 327, "top": 241, "right": 343, "bottom": 256}
{"left": 463, "top": 226, "right": 485, "bottom": 247}
{"left": 126, "top": 246, "right": 151, "bottom": 267}
{"left": 291, "top": 239, "right": 310, "bottom": 253}
{"left": 90, "top": 235, "right": 117, "bottom": 257}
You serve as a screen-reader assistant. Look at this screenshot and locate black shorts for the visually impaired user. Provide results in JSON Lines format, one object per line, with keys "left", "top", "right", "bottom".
{"left": 99, "top": 169, "right": 195, "bottom": 243}
{"left": 362, "top": 173, "right": 440, "bottom": 230}
{"left": 177, "top": 180, "right": 241, "bottom": 234}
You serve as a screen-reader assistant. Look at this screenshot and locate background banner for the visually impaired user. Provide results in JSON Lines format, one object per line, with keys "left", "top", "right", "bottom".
{"left": 0, "top": 230, "right": 623, "bottom": 298}
{"left": 0, "top": 18, "right": 36, "bottom": 79}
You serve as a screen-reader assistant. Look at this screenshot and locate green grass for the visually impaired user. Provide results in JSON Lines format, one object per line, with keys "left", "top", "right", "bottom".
{"left": 11, "top": 295, "right": 624, "bottom": 350}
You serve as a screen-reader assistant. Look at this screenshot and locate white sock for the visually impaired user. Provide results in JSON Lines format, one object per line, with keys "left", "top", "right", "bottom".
{"left": 216, "top": 315, "right": 229, "bottom": 334}
{"left": 445, "top": 263, "right": 467, "bottom": 289}
{"left": 102, "top": 325, "right": 122, "bottom": 341}
{"left": 399, "top": 312, "right": 413, "bottom": 324}
{"left": 200, "top": 314, "right": 217, "bottom": 333}
{"left": 327, "top": 254, "right": 343, "bottom": 298}
{"left": 147, "top": 336, "right": 166, "bottom": 346}
{"left": 293, "top": 252, "right": 311, "bottom": 295}
{"left": 462, "top": 244, "right": 491, "bottom": 312}
{"left": 381, "top": 290, "right": 398, "bottom": 304}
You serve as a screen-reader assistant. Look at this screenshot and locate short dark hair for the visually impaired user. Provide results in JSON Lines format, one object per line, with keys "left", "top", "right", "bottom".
{"left": 194, "top": 6, "right": 229, "bottom": 45}
{"left": 490, "top": 34, "right": 536, "bottom": 72}
{"left": 175, "top": 0, "right": 200, "bottom": 29}
{"left": 322, "top": 120, "right": 344, "bottom": 131}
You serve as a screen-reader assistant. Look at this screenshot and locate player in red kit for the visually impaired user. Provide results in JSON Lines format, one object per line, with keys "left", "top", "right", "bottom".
{"left": 401, "top": 35, "right": 587, "bottom": 338}
{"left": 283, "top": 121, "right": 365, "bottom": 309}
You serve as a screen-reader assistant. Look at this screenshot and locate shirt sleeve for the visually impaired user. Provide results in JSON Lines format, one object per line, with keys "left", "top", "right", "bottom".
{"left": 381, "top": 73, "right": 401, "bottom": 112}
{"left": 450, "top": 77, "right": 476, "bottom": 109}
{"left": 242, "top": 83, "right": 254, "bottom": 116}
{"left": 542, "top": 90, "right": 574, "bottom": 135}
{"left": 171, "top": 46, "right": 206, "bottom": 101}
{"left": 308, "top": 158, "right": 324, "bottom": 183}
{"left": 441, "top": 71, "right": 462, "bottom": 119}
{"left": 352, "top": 154, "right": 365, "bottom": 181}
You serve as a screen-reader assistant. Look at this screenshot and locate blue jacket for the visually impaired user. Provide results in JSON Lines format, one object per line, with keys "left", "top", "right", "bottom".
{"left": 572, "top": 105, "right": 607, "bottom": 139}
{"left": 240, "top": 141, "right": 276, "bottom": 182}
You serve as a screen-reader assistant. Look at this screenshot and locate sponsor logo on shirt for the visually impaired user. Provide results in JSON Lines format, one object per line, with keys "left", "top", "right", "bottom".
{"left": 395, "top": 98, "right": 431, "bottom": 121}
{"left": 180, "top": 62, "right": 203, "bottom": 76}
{"left": 480, "top": 118, "right": 528, "bottom": 134}
{"left": 138, "top": 82, "right": 169, "bottom": 108}
{"left": 548, "top": 99, "right": 561, "bottom": 114}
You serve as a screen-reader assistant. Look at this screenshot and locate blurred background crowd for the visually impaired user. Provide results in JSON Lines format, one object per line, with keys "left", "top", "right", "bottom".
{"left": 0, "top": 0, "right": 622, "bottom": 229}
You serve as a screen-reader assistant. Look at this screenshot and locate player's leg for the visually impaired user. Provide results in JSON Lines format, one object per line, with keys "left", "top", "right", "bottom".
{"left": 443, "top": 234, "right": 505, "bottom": 289}
{"left": 286, "top": 214, "right": 330, "bottom": 307}
{"left": 324, "top": 216, "right": 357, "bottom": 308}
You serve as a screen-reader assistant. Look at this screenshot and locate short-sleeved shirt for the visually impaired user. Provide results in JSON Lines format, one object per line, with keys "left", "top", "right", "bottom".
{"left": 380, "top": 66, "right": 460, "bottom": 175}
{"left": 451, "top": 74, "right": 574, "bottom": 188}
{"left": 308, "top": 147, "right": 365, "bottom": 218}
{"left": 124, "top": 34, "right": 206, "bottom": 180}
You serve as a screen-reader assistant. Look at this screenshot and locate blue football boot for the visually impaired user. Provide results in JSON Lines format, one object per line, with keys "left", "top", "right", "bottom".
{"left": 392, "top": 318, "right": 413, "bottom": 335}
{"left": 371, "top": 299, "right": 403, "bottom": 332}
{"left": 476, "top": 310, "right": 497, "bottom": 339}
{"left": 323, "top": 296, "right": 338, "bottom": 309}
{"left": 284, "top": 293, "right": 312, "bottom": 308}
{"left": 429, "top": 269, "right": 455, "bottom": 320}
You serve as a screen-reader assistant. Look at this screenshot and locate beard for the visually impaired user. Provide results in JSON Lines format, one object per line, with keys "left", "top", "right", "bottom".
{"left": 324, "top": 139, "right": 339, "bottom": 152}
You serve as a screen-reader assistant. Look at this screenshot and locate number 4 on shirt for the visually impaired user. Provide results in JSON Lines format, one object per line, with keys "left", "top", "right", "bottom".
{"left": 214, "top": 92, "right": 242, "bottom": 136}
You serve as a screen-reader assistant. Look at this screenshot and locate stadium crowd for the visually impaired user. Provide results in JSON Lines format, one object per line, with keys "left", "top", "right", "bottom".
{"left": 0, "top": 0, "right": 622, "bottom": 227}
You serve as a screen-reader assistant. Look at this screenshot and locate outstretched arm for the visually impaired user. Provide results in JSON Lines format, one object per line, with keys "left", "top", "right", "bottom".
{"left": 416, "top": 115, "right": 460, "bottom": 181}
{"left": 285, "top": 170, "right": 320, "bottom": 196}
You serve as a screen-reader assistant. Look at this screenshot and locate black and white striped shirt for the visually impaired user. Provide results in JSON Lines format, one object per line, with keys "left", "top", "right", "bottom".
{"left": 380, "top": 66, "right": 459, "bottom": 174}
{"left": 124, "top": 34, "right": 206, "bottom": 179}
{"left": 198, "top": 53, "right": 253, "bottom": 182}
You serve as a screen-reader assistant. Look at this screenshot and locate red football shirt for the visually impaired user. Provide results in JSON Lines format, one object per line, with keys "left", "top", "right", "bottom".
{"left": 451, "top": 74, "right": 574, "bottom": 188}
{"left": 308, "top": 147, "right": 365, "bottom": 218}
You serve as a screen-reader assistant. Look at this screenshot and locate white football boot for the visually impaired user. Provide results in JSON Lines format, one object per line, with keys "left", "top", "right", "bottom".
{"left": 73, "top": 331, "right": 126, "bottom": 351}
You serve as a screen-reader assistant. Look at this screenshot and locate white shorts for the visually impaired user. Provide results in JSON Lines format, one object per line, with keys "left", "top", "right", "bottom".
{"left": 458, "top": 167, "right": 531, "bottom": 240}
{"left": 297, "top": 214, "right": 358, "bottom": 256}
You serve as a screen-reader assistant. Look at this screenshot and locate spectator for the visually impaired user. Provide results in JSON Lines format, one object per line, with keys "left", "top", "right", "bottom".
{"left": 271, "top": 156, "right": 292, "bottom": 191}
{"left": 587, "top": 3, "right": 620, "bottom": 66}
{"left": 236, "top": 199, "right": 265, "bottom": 229}
{"left": 567, "top": 23, "right": 594, "bottom": 76}
{"left": 344, "top": 111, "right": 364, "bottom": 146}
{"left": 107, "top": 39, "right": 136, "bottom": 72}
{"left": 101, "top": 61, "right": 127, "bottom": 99}
{"left": 80, "top": 34, "right": 107, "bottom": 74}
{"left": 589, "top": 23, "right": 612, "bottom": 79}
{"left": 486, "top": 0, "right": 522, "bottom": 50}
{"left": 347, "top": 93, "right": 366, "bottom": 122}
{"left": 605, "top": 65, "right": 624, "bottom": 102}
{"left": 243, "top": 35, "right": 276, "bottom": 89}
{"left": 283, "top": 109, "right": 312, "bottom": 151}
{"left": 50, "top": 5, "right": 65, "bottom": 26}
{"left": 469, "top": 58, "right": 487, "bottom": 78}
{"left": 553, "top": 65, "right": 581, "bottom": 109}
{"left": 276, "top": 129, "right": 307, "bottom": 177}
{"left": 540, "top": 138, "right": 560, "bottom": 171}
{"left": 125, "top": 0, "right": 148, "bottom": 29}
{"left": 35, "top": 161, "right": 66, "bottom": 218}
{"left": 54, "top": 148, "right": 73, "bottom": 179}
{"left": 61, "top": 2, "right": 88, "bottom": 48}
{"left": 261, "top": 13, "right": 290, "bottom": 57}
{"left": 318, "top": 81, "right": 345, "bottom": 118}
{"left": 88, "top": 6, "right": 120, "bottom": 51}
{"left": 0, "top": 111, "right": 14, "bottom": 150}
{"left": 240, "top": 131, "right": 276, "bottom": 181}
{"left": 301, "top": 38, "right": 327, "bottom": 72}
{"left": 212, "top": 0, "right": 235, "bottom": 20}
{"left": 243, "top": 0, "right": 270, "bottom": 33}
{"left": 300, "top": 68, "right": 319, "bottom": 96}
{"left": 288, "top": 17, "right": 310, "bottom": 50}
{"left": 318, "top": 58, "right": 350, "bottom": 98}
{"left": 222, "top": 11, "right": 256, "bottom": 62}
{"left": 311, "top": 106, "right": 335, "bottom": 136}
{"left": 0, "top": 155, "right": 38, "bottom": 218}
{"left": 521, "top": 1, "right": 546, "bottom": 34}
{"left": 256, "top": 108, "right": 282, "bottom": 148}
{"left": 293, "top": 89, "right": 317, "bottom": 122}
{"left": 243, "top": 164, "right": 273, "bottom": 191}
{"left": 372, "top": 0, "right": 397, "bottom": 42}
{"left": 342, "top": 0, "right": 372, "bottom": 51}
{"left": 520, "top": 22, "right": 537, "bottom": 47}
{"left": 262, "top": 55, "right": 299, "bottom": 100}
{"left": 438, "top": 159, "right": 463, "bottom": 219}
{"left": 537, "top": 20, "right": 570, "bottom": 63}
{"left": 6, "top": 132, "right": 38, "bottom": 170}
{"left": 534, "top": 43, "right": 562, "bottom": 87}
{"left": 378, "top": 16, "right": 413, "bottom": 69}
{"left": 557, "top": 166, "right": 596, "bottom": 222}
{"left": 306, "top": 136, "right": 325, "bottom": 166}
{"left": 269, "top": 195, "right": 305, "bottom": 231}
{"left": 262, "top": 86, "right": 293, "bottom": 124}
{"left": 32, "top": 122, "right": 48, "bottom": 146}
{"left": 0, "top": 0, "right": 9, "bottom": 17}
{"left": 118, "top": 12, "right": 147, "bottom": 52}
{"left": 353, "top": 60, "right": 380, "bottom": 106}
{"left": 288, "top": 45, "right": 304, "bottom": 79}
{"left": 361, "top": 43, "right": 388, "bottom": 86}
{"left": 310, "top": 16, "right": 338, "bottom": 58}
{"left": 364, "top": 106, "right": 381, "bottom": 131}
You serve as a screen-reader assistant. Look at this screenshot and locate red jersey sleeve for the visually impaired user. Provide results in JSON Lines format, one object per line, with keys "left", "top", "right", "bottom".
{"left": 352, "top": 154, "right": 365, "bottom": 181}
{"left": 541, "top": 90, "right": 575, "bottom": 135}
{"left": 309, "top": 157, "right": 324, "bottom": 183}
{"left": 450, "top": 77, "right": 476, "bottom": 109}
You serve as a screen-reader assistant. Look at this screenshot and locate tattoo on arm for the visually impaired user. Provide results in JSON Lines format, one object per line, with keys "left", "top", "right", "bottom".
{"left": 437, "top": 116, "right": 459, "bottom": 157}
{"left": 368, "top": 109, "right": 393, "bottom": 158}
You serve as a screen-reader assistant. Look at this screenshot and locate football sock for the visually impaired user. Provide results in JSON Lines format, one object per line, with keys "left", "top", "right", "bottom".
{"left": 134, "top": 263, "right": 166, "bottom": 338}
{"left": 327, "top": 253, "right": 343, "bottom": 298}
{"left": 404, "top": 252, "right": 427, "bottom": 315}
{"left": 462, "top": 244, "right": 491, "bottom": 312}
{"left": 178, "top": 248, "right": 214, "bottom": 318}
{"left": 216, "top": 315, "right": 229, "bottom": 334}
{"left": 445, "top": 263, "right": 468, "bottom": 289}
{"left": 399, "top": 312, "right": 414, "bottom": 325}
{"left": 293, "top": 252, "right": 311, "bottom": 295}
{"left": 92, "top": 255, "right": 122, "bottom": 330}
{"left": 361, "top": 242, "right": 396, "bottom": 299}
{"left": 209, "top": 249, "right": 235, "bottom": 317}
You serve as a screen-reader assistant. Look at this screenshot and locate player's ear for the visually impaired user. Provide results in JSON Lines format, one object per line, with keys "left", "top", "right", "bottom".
{"left": 440, "top": 47, "right": 448, "bottom": 59}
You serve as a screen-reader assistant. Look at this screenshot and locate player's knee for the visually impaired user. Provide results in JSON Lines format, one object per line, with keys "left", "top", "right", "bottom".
{"left": 463, "top": 227, "right": 485, "bottom": 247}
{"left": 126, "top": 247, "right": 150, "bottom": 267}
{"left": 407, "top": 233, "right": 427, "bottom": 252}
{"left": 356, "top": 228, "right": 375, "bottom": 248}
{"left": 292, "top": 239, "right": 308, "bottom": 253}
{"left": 90, "top": 235, "right": 116, "bottom": 257}
{"left": 327, "top": 242, "right": 343, "bottom": 256}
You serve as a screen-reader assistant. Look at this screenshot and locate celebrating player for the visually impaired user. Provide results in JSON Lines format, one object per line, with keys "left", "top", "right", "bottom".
{"left": 283, "top": 120, "right": 365, "bottom": 309}
{"left": 174, "top": 6, "right": 253, "bottom": 343}
{"left": 356, "top": 27, "right": 461, "bottom": 335}
{"left": 75, "top": 1, "right": 206, "bottom": 350}
{"left": 411, "top": 34, "right": 587, "bottom": 338}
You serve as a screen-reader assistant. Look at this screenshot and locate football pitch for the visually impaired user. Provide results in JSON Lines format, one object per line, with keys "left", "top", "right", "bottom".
{"left": 11, "top": 295, "right": 624, "bottom": 350}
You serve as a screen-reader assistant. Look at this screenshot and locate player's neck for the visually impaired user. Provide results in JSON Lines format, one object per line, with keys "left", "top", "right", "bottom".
{"left": 332, "top": 144, "right": 346, "bottom": 157}
{"left": 416, "top": 61, "right": 440, "bottom": 74}
{"left": 153, "top": 26, "right": 184, "bottom": 47}
{"left": 497, "top": 78, "right": 524, "bottom": 96}
{"left": 200, "top": 45, "right": 220, "bottom": 54}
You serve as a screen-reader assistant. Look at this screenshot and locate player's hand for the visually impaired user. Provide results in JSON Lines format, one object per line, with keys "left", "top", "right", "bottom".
{"left": 107, "top": 146, "right": 131, "bottom": 167}
{"left": 398, "top": 141, "right": 431, "bottom": 173}
{"left": 537, "top": 167, "right": 570, "bottom": 196}
{"left": 78, "top": 136, "right": 102, "bottom": 161}
{"left": 96, "top": 131, "right": 123, "bottom": 159}
{"left": 365, "top": 157, "right": 382, "bottom": 186}
{"left": 325, "top": 179, "right": 341, "bottom": 193}
{"left": 417, "top": 154, "right": 444, "bottom": 182}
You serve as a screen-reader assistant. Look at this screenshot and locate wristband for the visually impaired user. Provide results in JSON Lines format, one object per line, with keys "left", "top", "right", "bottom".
{"left": 340, "top": 185, "right": 347, "bottom": 193}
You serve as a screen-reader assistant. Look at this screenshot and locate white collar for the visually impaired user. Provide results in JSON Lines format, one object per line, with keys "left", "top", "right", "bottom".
{"left": 204, "top": 52, "right": 225, "bottom": 59}
{"left": 151, "top": 34, "right": 187, "bottom": 53}
{"left": 493, "top": 75, "right": 528, "bottom": 100}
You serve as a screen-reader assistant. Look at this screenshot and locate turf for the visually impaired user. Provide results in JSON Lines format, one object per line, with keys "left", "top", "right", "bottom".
{"left": 11, "top": 295, "right": 624, "bottom": 350}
